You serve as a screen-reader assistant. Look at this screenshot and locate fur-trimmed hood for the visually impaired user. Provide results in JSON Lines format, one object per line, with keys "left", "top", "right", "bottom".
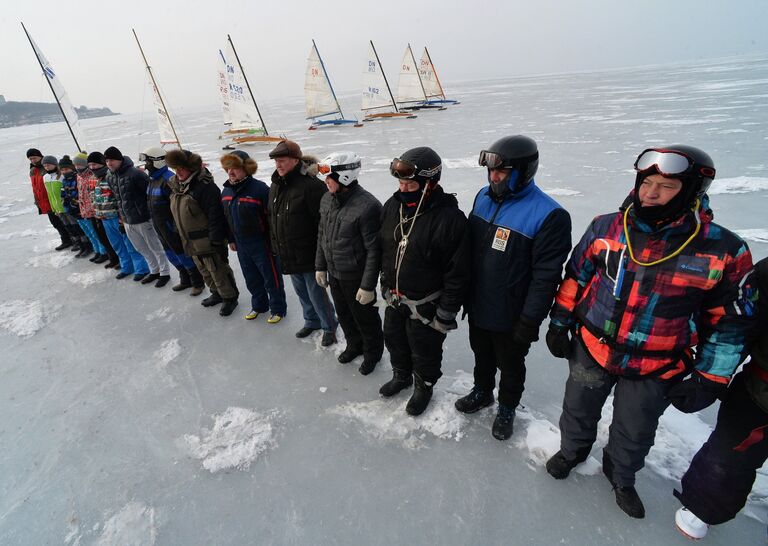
{"left": 220, "top": 153, "right": 257, "bottom": 176}
{"left": 166, "top": 149, "right": 203, "bottom": 173}
{"left": 300, "top": 155, "right": 319, "bottom": 177}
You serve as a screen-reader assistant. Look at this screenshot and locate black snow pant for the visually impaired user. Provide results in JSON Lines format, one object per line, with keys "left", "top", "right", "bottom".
{"left": 558, "top": 339, "right": 673, "bottom": 487}
{"left": 469, "top": 323, "right": 528, "bottom": 408}
{"left": 92, "top": 218, "right": 118, "bottom": 263}
{"left": 674, "top": 371, "right": 768, "bottom": 524}
{"left": 58, "top": 212, "right": 87, "bottom": 246}
{"left": 383, "top": 305, "right": 445, "bottom": 384}
{"left": 329, "top": 275, "right": 383, "bottom": 362}
{"left": 47, "top": 211, "right": 70, "bottom": 244}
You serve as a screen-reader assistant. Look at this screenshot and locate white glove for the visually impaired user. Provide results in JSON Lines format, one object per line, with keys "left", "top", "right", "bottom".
{"left": 315, "top": 271, "right": 328, "bottom": 288}
{"left": 355, "top": 288, "right": 375, "bottom": 305}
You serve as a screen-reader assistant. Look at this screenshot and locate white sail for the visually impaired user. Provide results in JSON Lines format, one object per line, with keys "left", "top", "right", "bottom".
{"left": 396, "top": 45, "right": 425, "bottom": 104}
{"left": 305, "top": 43, "right": 339, "bottom": 119}
{"left": 26, "top": 32, "right": 86, "bottom": 150}
{"left": 419, "top": 48, "right": 445, "bottom": 99}
{"left": 148, "top": 79, "right": 178, "bottom": 145}
{"left": 217, "top": 50, "right": 231, "bottom": 125}
{"left": 362, "top": 42, "right": 395, "bottom": 111}
{"left": 223, "top": 42, "right": 266, "bottom": 134}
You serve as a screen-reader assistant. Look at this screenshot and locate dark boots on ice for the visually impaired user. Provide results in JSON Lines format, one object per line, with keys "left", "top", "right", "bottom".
{"left": 172, "top": 268, "right": 192, "bottom": 292}
{"left": 455, "top": 387, "right": 495, "bottom": 414}
{"left": 546, "top": 450, "right": 587, "bottom": 480}
{"left": 358, "top": 357, "right": 379, "bottom": 376}
{"left": 338, "top": 347, "right": 363, "bottom": 364}
{"left": 155, "top": 275, "right": 171, "bottom": 288}
{"left": 189, "top": 267, "right": 205, "bottom": 297}
{"left": 202, "top": 291, "right": 223, "bottom": 307}
{"left": 75, "top": 243, "right": 92, "bottom": 258}
{"left": 602, "top": 452, "right": 645, "bottom": 519}
{"left": 491, "top": 404, "right": 515, "bottom": 441}
{"left": 55, "top": 240, "right": 72, "bottom": 251}
{"left": 219, "top": 299, "right": 239, "bottom": 317}
{"left": 141, "top": 273, "right": 160, "bottom": 285}
{"left": 406, "top": 374, "right": 433, "bottom": 416}
{"left": 379, "top": 369, "right": 413, "bottom": 398}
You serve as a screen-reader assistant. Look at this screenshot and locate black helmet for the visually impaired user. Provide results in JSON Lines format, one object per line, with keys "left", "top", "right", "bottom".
{"left": 390, "top": 146, "right": 442, "bottom": 186}
{"left": 479, "top": 135, "right": 539, "bottom": 185}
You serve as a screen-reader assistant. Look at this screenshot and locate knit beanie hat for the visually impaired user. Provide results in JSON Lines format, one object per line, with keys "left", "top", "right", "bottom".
{"left": 42, "top": 155, "right": 58, "bottom": 166}
{"left": 73, "top": 152, "right": 88, "bottom": 168}
{"left": 87, "top": 151, "right": 106, "bottom": 165}
{"left": 58, "top": 155, "right": 75, "bottom": 169}
{"left": 26, "top": 148, "right": 42, "bottom": 158}
{"left": 104, "top": 146, "right": 123, "bottom": 161}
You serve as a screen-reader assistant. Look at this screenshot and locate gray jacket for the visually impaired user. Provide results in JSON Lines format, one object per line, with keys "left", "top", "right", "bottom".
{"left": 315, "top": 182, "right": 382, "bottom": 290}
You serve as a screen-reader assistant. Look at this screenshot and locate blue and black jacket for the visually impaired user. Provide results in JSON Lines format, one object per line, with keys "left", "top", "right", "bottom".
{"left": 146, "top": 165, "right": 185, "bottom": 254}
{"left": 468, "top": 178, "right": 572, "bottom": 334}
{"left": 221, "top": 176, "right": 271, "bottom": 247}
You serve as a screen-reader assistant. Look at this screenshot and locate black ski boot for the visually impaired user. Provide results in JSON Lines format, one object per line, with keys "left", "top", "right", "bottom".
{"left": 358, "top": 357, "right": 379, "bottom": 376}
{"left": 219, "top": 299, "right": 239, "bottom": 316}
{"left": 546, "top": 450, "right": 587, "bottom": 480}
{"left": 188, "top": 268, "right": 205, "bottom": 297}
{"left": 455, "top": 387, "right": 495, "bottom": 414}
{"left": 201, "top": 291, "right": 223, "bottom": 307}
{"left": 492, "top": 404, "right": 515, "bottom": 440}
{"left": 338, "top": 347, "right": 363, "bottom": 363}
{"left": 172, "top": 268, "right": 191, "bottom": 292}
{"left": 141, "top": 273, "right": 160, "bottom": 285}
{"left": 603, "top": 451, "right": 645, "bottom": 519}
{"left": 55, "top": 240, "right": 72, "bottom": 251}
{"left": 379, "top": 369, "right": 413, "bottom": 397}
{"left": 405, "top": 374, "right": 433, "bottom": 416}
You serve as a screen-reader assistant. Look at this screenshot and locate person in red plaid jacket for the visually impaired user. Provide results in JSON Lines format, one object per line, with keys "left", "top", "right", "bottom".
{"left": 543, "top": 145, "right": 756, "bottom": 520}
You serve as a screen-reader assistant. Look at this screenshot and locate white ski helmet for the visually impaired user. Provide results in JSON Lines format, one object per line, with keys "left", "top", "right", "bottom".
{"left": 139, "top": 146, "right": 167, "bottom": 170}
{"left": 316, "top": 151, "right": 362, "bottom": 186}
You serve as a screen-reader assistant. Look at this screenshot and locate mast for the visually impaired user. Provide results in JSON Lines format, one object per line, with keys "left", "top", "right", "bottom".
{"left": 408, "top": 43, "right": 428, "bottom": 101}
{"left": 227, "top": 34, "right": 269, "bottom": 135}
{"left": 132, "top": 28, "right": 182, "bottom": 148}
{"left": 21, "top": 22, "right": 83, "bottom": 152}
{"left": 370, "top": 40, "right": 399, "bottom": 113}
{"left": 424, "top": 46, "right": 446, "bottom": 100}
{"left": 313, "top": 39, "right": 344, "bottom": 119}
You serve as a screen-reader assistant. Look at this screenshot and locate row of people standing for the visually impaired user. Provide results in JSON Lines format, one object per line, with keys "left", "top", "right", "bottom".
{"left": 25, "top": 137, "right": 765, "bottom": 536}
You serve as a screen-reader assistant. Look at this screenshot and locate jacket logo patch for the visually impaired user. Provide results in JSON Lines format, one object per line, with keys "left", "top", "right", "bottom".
{"left": 492, "top": 227, "right": 510, "bottom": 251}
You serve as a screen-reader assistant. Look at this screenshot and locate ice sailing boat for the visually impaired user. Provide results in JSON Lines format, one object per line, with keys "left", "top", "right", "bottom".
{"left": 220, "top": 35, "right": 285, "bottom": 148}
{"left": 21, "top": 22, "right": 87, "bottom": 152}
{"left": 361, "top": 40, "right": 416, "bottom": 122}
{"left": 418, "top": 46, "right": 460, "bottom": 106}
{"left": 305, "top": 40, "right": 361, "bottom": 130}
{"left": 396, "top": 43, "right": 447, "bottom": 111}
{"left": 132, "top": 29, "right": 182, "bottom": 148}
{"left": 217, "top": 49, "right": 232, "bottom": 139}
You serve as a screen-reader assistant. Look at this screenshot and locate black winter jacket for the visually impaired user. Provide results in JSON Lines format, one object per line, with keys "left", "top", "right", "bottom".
{"left": 268, "top": 158, "right": 326, "bottom": 274}
{"left": 168, "top": 169, "right": 229, "bottom": 256}
{"left": 106, "top": 156, "right": 151, "bottom": 224}
{"left": 379, "top": 185, "right": 469, "bottom": 317}
{"left": 315, "top": 181, "right": 382, "bottom": 290}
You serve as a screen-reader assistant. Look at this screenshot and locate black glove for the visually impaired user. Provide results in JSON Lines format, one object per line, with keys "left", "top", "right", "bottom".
{"left": 667, "top": 373, "right": 728, "bottom": 414}
{"left": 430, "top": 307, "right": 457, "bottom": 334}
{"left": 546, "top": 324, "right": 572, "bottom": 359}
{"left": 512, "top": 316, "right": 540, "bottom": 346}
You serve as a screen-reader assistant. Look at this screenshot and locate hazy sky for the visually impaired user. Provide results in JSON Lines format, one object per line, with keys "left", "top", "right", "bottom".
{"left": 2, "top": 0, "right": 767, "bottom": 114}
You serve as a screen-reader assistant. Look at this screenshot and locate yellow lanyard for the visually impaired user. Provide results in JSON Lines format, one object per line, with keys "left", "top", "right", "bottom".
{"left": 622, "top": 199, "right": 701, "bottom": 267}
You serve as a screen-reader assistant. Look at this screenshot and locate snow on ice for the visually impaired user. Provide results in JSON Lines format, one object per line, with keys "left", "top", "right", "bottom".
{"left": 153, "top": 338, "right": 182, "bottom": 367}
{"left": 96, "top": 502, "right": 157, "bottom": 546}
{"left": 0, "top": 299, "right": 59, "bottom": 338}
{"left": 183, "top": 407, "right": 280, "bottom": 473}
{"left": 708, "top": 176, "right": 768, "bottom": 194}
{"left": 67, "top": 269, "right": 115, "bottom": 287}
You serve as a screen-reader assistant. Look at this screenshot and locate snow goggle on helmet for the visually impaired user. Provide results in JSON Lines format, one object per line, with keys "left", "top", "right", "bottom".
{"left": 634, "top": 149, "right": 716, "bottom": 180}
{"left": 138, "top": 152, "right": 165, "bottom": 163}
{"left": 478, "top": 150, "right": 512, "bottom": 170}
{"left": 389, "top": 158, "right": 441, "bottom": 181}
{"left": 317, "top": 161, "right": 361, "bottom": 177}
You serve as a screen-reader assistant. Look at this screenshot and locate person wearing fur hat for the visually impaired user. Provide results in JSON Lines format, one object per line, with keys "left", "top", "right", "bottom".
{"left": 89, "top": 151, "right": 149, "bottom": 279}
{"left": 268, "top": 140, "right": 337, "bottom": 345}
{"left": 221, "top": 150, "right": 287, "bottom": 322}
{"left": 315, "top": 151, "right": 384, "bottom": 375}
{"left": 166, "top": 149, "right": 239, "bottom": 317}
{"left": 42, "top": 155, "right": 88, "bottom": 254}
{"left": 141, "top": 146, "right": 205, "bottom": 295}
{"left": 74, "top": 152, "right": 118, "bottom": 265}
{"left": 25, "top": 148, "right": 71, "bottom": 250}
{"left": 104, "top": 146, "right": 172, "bottom": 286}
